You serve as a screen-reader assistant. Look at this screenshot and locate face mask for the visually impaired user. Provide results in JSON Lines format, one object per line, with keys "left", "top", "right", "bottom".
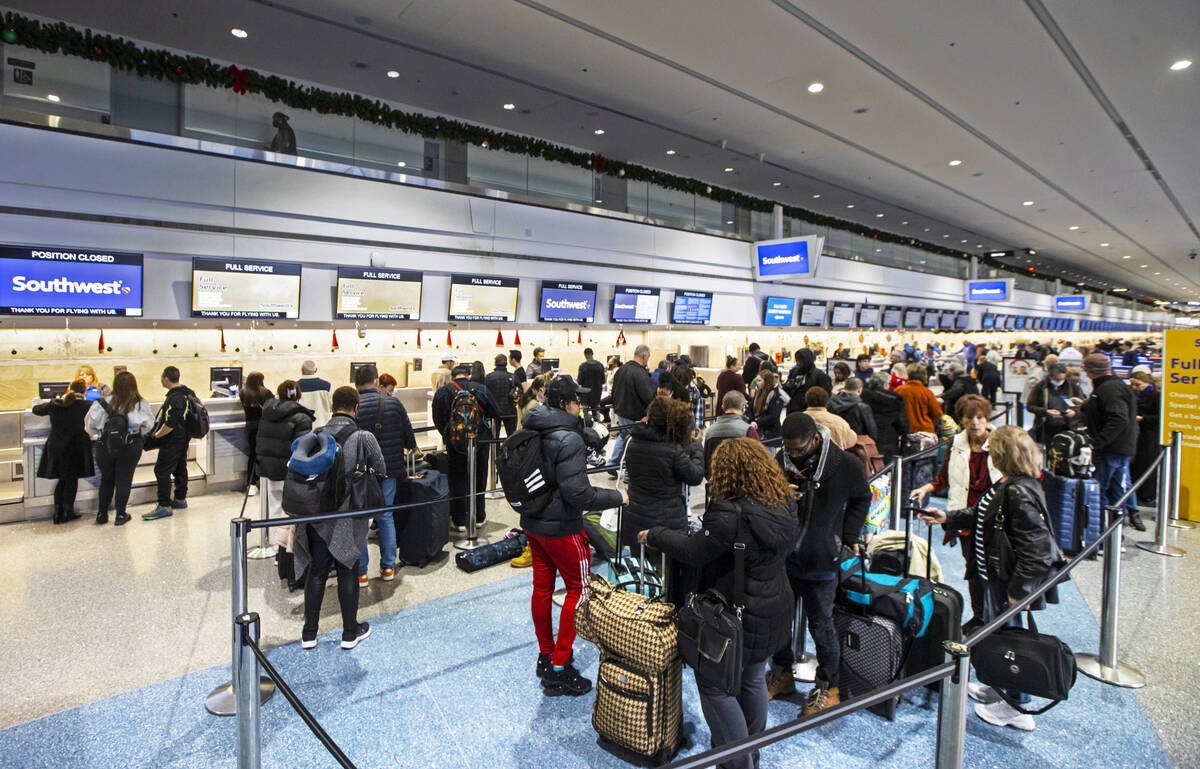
{"left": 1050, "top": 379, "right": 1063, "bottom": 388}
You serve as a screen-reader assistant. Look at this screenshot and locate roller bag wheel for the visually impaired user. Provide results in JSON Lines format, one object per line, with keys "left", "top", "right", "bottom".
{"left": 1041, "top": 473, "right": 1082, "bottom": 554}
{"left": 833, "top": 607, "right": 905, "bottom": 720}
{"left": 394, "top": 469, "right": 450, "bottom": 567}
{"left": 593, "top": 654, "right": 683, "bottom": 766}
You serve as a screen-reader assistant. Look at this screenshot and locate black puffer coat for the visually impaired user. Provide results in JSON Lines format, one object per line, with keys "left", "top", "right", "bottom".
{"left": 649, "top": 496, "right": 802, "bottom": 663}
{"left": 255, "top": 398, "right": 315, "bottom": 481}
{"left": 861, "top": 385, "right": 909, "bottom": 459}
{"left": 32, "top": 397, "right": 95, "bottom": 479}
{"left": 520, "top": 405, "right": 623, "bottom": 538}
{"left": 623, "top": 421, "right": 704, "bottom": 536}
{"left": 1081, "top": 375, "right": 1139, "bottom": 457}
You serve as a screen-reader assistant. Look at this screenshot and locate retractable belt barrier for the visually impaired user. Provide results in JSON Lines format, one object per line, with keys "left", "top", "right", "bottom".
{"left": 217, "top": 426, "right": 1187, "bottom": 769}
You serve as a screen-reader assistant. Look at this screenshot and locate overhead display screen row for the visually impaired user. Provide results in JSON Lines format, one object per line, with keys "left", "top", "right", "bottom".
{"left": 611, "top": 285, "right": 660, "bottom": 324}
{"left": 192, "top": 258, "right": 301, "bottom": 319}
{"left": 903, "top": 307, "right": 923, "bottom": 329}
{"left": 672, "top": 290, "right": 714, "bottom": 325}
{"left": 538, "top": 281, "right": 597, "bottom": 323}
{"left": 336, "top": 267, "right": 422, "bottom": 320}
{"left": 799, "top": 300, "right": 828, "bottom": 327}
{"left": 881, "top": 306, "right": 903, "bottom": 328}
{"left": 858, "top": 304, "right": 880, "bottom": 328}
{"left": 763, "top": 296, "right": 795, "bottom": 326}
{"left": 0, "top": 244, "right": 144, "bottom": 317}
{"left": 830, "top": 302, "right": 856, "bottom": 328}
{"left": 448, "top": 274, "right": 519, "bottom": 322}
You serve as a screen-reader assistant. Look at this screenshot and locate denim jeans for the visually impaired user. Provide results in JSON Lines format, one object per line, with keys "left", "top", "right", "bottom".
{"left": 696, "top": 660, "right": 767, "bottom": 769}
{"left": 609, "top": 416, "right": 636, "bottom": 468}
{"left": 773, "top": 574, "right": 839, "bottom": 687}
{"left": 359, "top": 476, "right": 397, "bottom": 576}
{"left": 1094, "top": 452, "right": 1136, "bottom": 513}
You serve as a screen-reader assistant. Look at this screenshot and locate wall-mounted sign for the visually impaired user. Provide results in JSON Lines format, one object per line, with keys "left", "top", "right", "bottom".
{"left": 751, "top": 235, "right": 824, "bottom": 280}
{"left": 1055, "top": 295, "right": 1087, "bottom": 312}
{"left": 0, "top": 245, "right": 144, "bottom": 317}
{"left": 966, "top": 279, "right": 1012, "bottom": 303}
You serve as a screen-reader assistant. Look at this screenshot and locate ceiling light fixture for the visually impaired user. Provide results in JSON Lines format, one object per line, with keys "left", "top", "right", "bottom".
{"left": 594, "top": 129, "right": 605, "bottom": 135}
{"left": 1122, "top": 255, "right": 1131, "bottom": 259}
{"left": 948, "top": 159, "right": 962, "bottom": 166}
{"left": 1141, "top": 264, "right": 1148, "bottom": 268}
{"left": 230, "top": 28, "right": 248, "bottom": 38}
{"left": 1113, "top": 288, "right": 1128, "bottom": 292}
{"left": 1022, "top": 200, "right": 1035, "bottom": 206}
{"left": 1068, "top": 225, "right": 1080, "bottom": 230}
{"left": 387, "top": 70, "right": 400, "bottom": 79}
{"left": 807, "top": 82, "right": 824, "bottom": 94}
{"left": 901, "top": 221, "right": 909, "bottom": 225}
{"left": 724, "top": 167, "right": 734, "bottom": 172}
{"left": 772, "top": 181, "right": 782, "bottom": 187}
{"left": 46, "top": 94, "right": 60, "bottom": 102}
{"left": 396, "top": 161, "right": 406, "bottom": 167}
{"left": 812, "top": 194, "right": 820, "bottom": 198}
{"left": 725, "top": 220, "right": 734, "bottom": 225}
{"left": 1100, "top": 242, "right": 1110, "bottom": 247}
{"left": 1170, "top": 59, "right": 1192, "bottom": 71}
{"left": 665, "top": 149, "right": 676, "bottom": 155}
{"left": 876, "top": 213, "right": 885, "bottom": 218}
{"left": 502, "top": 102, "right": 515, "bottom": 109}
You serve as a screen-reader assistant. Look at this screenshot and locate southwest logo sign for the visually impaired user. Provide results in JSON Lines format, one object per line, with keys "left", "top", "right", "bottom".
{"left": 0, "top": 245, "right": 143, "bottom": 316}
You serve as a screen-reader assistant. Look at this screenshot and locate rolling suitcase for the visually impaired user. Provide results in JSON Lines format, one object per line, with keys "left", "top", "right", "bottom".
{"left": 834, "top": 607, "right": 905, "bottom": 720}
{"left": 1041, "top": 473, "right": 1082, "bottom": 554}
{"left": 1076, "top": 477, "right": 1103, "bottom": 549}
{"left": 395, "top": 455, "right": 450, "bottom": 567}
{"left": 904, "top": 516, "right": 964, "bottom": 689}
{"left": 593, "top": 654, "right": 683, "bottom": 765}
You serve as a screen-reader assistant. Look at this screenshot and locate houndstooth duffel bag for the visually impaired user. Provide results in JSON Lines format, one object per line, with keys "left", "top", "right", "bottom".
{"left": 576, "top": 573, "right": 677, "bottom": 672}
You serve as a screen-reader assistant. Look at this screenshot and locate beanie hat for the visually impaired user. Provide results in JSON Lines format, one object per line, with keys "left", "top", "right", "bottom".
{"left": 1082, "top": 353, "right": 1112, "bottom": 378}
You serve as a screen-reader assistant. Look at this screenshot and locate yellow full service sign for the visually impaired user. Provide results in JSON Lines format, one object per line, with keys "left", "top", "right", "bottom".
{"left": 1162, "top": 330, "right": 1200, "bottom": 520}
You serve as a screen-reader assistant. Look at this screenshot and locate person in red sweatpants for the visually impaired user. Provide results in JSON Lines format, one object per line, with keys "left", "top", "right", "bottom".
{"left": 519, "top": 376, "right": 626, "bottom": 696}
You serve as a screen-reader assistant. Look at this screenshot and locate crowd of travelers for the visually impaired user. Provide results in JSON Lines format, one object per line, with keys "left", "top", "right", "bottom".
{"left": 30, "top": 332, "right": 1162, "bottom": 760}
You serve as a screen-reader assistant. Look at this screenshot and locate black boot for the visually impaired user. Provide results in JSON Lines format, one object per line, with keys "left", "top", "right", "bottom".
{"left": 62, "top": 507, "right": 82, "bottom": 522}
{"left": 52, "top": 504, "right": 64, "bottom": 525}
{"left": 114, "top": 511, "right": 131, "bottom": 526}
{"left": 1128, "top": 510, "right": 1147, "bottom": 532}
{"left": 95, "top": 510, "right": 109, "bottom": 525}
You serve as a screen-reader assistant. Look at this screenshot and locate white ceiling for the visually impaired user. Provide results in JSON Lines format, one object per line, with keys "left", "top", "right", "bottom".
{"left": 6, "top": 0, "right": 1198, "bottom": 304}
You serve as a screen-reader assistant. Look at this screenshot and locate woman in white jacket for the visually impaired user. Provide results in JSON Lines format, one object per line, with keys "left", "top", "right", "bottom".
{"left": 84, "top": 371, "right": 155, "bottom": 526}
{"left": 909, "top": 394, "right": 1000, "bottom": 631}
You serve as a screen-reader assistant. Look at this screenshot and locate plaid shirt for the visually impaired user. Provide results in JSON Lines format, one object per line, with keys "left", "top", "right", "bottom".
{"left": 688, "top": 384, "right": 704, "bottom": 428}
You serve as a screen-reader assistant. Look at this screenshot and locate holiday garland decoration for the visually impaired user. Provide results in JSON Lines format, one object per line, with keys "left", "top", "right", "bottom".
{"left": 0, "top": 11, "right": 1148, "bottom": 303}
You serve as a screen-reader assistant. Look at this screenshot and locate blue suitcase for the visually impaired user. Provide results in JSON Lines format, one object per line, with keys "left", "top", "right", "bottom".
{"left": 1041, "top": 474, "right": 1104, "bottom": 555}
{"left": 1077, "top": 478, "right": 1103, "bottom": 549}
{"left": 395, "top": 468, "right": 450, "bottom": 567}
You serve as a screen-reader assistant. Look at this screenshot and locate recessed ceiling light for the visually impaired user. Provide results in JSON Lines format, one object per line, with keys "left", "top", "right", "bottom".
{"left": 387, "top": 70, "right": 401, "bottom": 79}
{"left": 924, "top": 228, "right": 930, "bottom": 232}
{"left": 901, "top": 221, "right": 909, "bottom": 225}
{"left": 846, "top": 204, "right": 855, "bottom": 209}
{"left": 976, "top": 244, "right": 983, "bottom": 248}
{"left": 1068, "top": 225, "right": 1080, "bottom": 230}
{"left": 1022, "top": 200, "right": 1035, "bottom": 206}
{"left": 875, "top": 248, "right": 881, "bottom": 252}
{"left": 772, "top": 181, "right": 782, "bottom": 187}
{"left": 1100, "top": 242, "right": 1110, "bottom": 247}
{"left": 875, "top": 213, "right": 885, "bottom": 218}
{"left": 1141, "top": 264, "right": 1148, "bottom": 268}
{"left": 1155, "top": 271, "right": 1161, "bottom": 275}
{"left": 46, "top": 94, "right": 60, "bottom": 102}
{"left": 1113, "top": 288, "right": 1128, "bottom": 292}
{"left": 502, "top": 102, "right": 515, "bottom": 110}
{"left": 594, "top": 129, "right": 605, "bottom": 135}
{"left": 1170, "top": 59, "right": 1192, "bottom": 71}
{"left": 396, "top": 161, "right": 406, "bottom": 167}
{"left": 961, "top": 239, "right": 968, "bottom": 244}
{"left": 230, "top": 28, "right": 248, "bottom": 38}
{"left": 725, "top": 220, "right": 733, "bottom": 225}
{"left": 807, "top": 82, "right": 824, "bottom": 94}
{"left": 1122, "top": 255, "right": 1131, "bottom": 259}
{"left": 948, "top": 160, "right": 962, "bottom": 166}
{"left": 812, "top": 194, "right": 820, "bottom": 198}
{"left": 944, "top": 234, "right": 950, "bottom": 238}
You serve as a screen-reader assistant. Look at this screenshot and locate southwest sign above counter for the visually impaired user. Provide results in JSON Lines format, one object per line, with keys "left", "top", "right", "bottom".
{"left": 538, "top": 281, "right": 597, "bottom": 324}
{"left": 0, "top": 244, "right": 144, "bottom": 317}
{"left": 966, "top": 279, "right": 1012, "bottom": 303}
{"left": 1055, "top": 295, "right": 1088, "bottom": 312}
{"left": 191, "top": 258, "right": 301, "bottom": 319}
{"left": 751, "top": 235, "right": 825, "bottom": 280}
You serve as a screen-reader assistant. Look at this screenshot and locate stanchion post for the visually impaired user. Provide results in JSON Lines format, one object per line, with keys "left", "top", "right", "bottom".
{"left": 1138, "top": 442, "right": 1185, "bottom": 557}
{"left": 791, "top": 597, "right": 817, "bottom": 683}
{"left": 889, "top": 455, "right": 904, "bottom": 531}
{"left": 1166, "top": 431, "right": 1194, "bottom": 530}
{"left": 235, "top": 613, "right": 262, "bottom": 769}
{"left": 934, "top": 642, "right": 970, "bottom": 769}
{"left": 1075, "top": 508, "right": 1146, "bottom": 688}
{"left": 206, "top": 517, "right": 275, "bottom": 716}
{"left": 454, "top": 431, "right": 490, "bottom": 550}
{"left": 247, "top": 479, "right": 278, "bottom": 560}
{"left": 486, "top": 419, "right": 504, "bottom": 499}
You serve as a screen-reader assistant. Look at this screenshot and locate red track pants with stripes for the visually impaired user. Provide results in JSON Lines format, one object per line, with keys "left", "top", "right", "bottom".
{"left": 527, "top": 530, "right": 590, "bottom": 667}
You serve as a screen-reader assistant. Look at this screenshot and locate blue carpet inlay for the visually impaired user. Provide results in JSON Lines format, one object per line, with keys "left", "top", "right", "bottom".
{"left": 0, "top": 533, "right": 1169, "bottom": 769}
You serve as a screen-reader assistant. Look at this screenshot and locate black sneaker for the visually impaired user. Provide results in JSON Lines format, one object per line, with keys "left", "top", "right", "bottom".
{"left": 536, "top": 652, "right": 574, "bottom": 678}
{"left": 542, "top": 663, "right": 592, "bottom": 696}
{"left": 341, "top": 622, "right": 371, "bottom": 650}
{"left": 1128, "top": 512, "right": 1147, "bottom": 532}
{"left": 170, "top": 499, "right": 188, "bottom": 510}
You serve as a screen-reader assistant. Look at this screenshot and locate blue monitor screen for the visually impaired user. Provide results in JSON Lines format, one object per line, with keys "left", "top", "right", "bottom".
{"left": 672, "top": 290, "right": 713, "bottom": 324}
{"left": 982, "top": 314, "right": 995, "bottom": 329}
{"left": 922, "top": 310, "right": 940, "bottom": 329}
{"left": 763, "top": 296, "right": 795, "bottom": 326}
{"left": 611, "top": 285, "right": 660, "bottom": 324}
{"left": 0, "top": 244, "right": 143, "bottom": 317}
{"left": 955, "top": 312, "right": 970, "bottom": 330}
{"left": 538, "top": 281, "right": 597, "bottom": 323}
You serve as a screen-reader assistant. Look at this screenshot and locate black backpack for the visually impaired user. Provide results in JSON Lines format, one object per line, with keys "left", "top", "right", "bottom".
{"left": 1048, "top": 429, "right": 1092, "bottom": 478}
{"left": 497, "top": 429, "right": 552, "bottom": 517}
{"left": 446, "top": 382, "right": 485, "bottom": 452}
{"left": 98, "top": 400, "right": 139, "bottom": 456}
{"left": 282, "top": 429, "right": 345, "bottom": 517}
{"left": 184, "top": 392, "right": 210, "bottom": 438}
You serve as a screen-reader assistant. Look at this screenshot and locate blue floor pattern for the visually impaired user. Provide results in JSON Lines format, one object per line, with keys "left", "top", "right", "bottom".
{"left": 0, "top": 533, "right": 1170, "bottom": 769}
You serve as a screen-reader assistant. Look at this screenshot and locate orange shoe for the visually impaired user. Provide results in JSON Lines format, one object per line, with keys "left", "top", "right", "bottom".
{"left": 358, "top": 574, "right": 368, "bottom": 588}
{"left": 381, "top": 567, "right": 395, "bottom": 582}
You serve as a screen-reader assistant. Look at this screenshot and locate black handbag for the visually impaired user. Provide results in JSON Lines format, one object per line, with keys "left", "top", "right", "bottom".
{"left": 676, "top": 512, "right": 748, "bottom": 696}
{"left": 971, "top": 611, "right": 1077, "bottom": 714}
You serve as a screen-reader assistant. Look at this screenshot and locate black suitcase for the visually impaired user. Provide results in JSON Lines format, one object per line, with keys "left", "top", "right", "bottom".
{"left": 902, "top": 515, "right": 963, "bottom": 688}
{"left": 395, "top": 464, "right": 450, "bottom": 567}
{"left": 834, "top": 607, "right": 905, "bottom": 720}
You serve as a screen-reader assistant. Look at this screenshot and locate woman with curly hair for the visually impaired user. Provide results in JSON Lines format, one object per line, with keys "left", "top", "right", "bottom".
{"left": 638, "top": 438, "right": 801, "bottom": 768}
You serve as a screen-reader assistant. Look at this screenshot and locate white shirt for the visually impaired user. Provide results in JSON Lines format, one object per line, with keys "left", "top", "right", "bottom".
{"left": 85, "top": 398, "right": 156, "bottom": 438}
{"left": 1058, "top": 347, "right": 1083, "bottom": 363}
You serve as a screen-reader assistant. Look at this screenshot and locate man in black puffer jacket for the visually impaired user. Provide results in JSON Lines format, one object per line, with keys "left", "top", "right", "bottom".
{"left": 1079, "top": 353, "right": 1143, "bottom": 529}
{"left": 784, "top": 348, "right": 833, "bottom": 414}
{"left": 608, "top": 344, "right": 656, "bottom": 475}
{"left": 521, "top": 377, "right": 626, "bottom": 697}
{"left": 256, "top": 383, "right": 315, "bottom": 498}
{"left": 769, "top": 413, "right": 870, "bottom": 715}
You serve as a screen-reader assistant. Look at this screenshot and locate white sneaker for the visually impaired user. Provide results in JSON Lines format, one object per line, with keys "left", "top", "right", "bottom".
{"left": 300, "top": 637, "right": 317, "bottom": 650}
{"left": 968, "top": 682, "right": 1001, "bottom": 704}
{"left": 975, "top": 700, "right": 1035, "bottom": 731}
{"left": 247, "top": 485, "right": 258, "bottom": 497}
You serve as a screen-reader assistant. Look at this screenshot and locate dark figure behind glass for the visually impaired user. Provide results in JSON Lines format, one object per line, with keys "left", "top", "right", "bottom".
{"left": 269, "top": 112, "right": 297, "bottom": 154}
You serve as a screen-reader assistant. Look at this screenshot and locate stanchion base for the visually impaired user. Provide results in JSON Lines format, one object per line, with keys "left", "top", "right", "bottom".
{"left": 246, "top": 545, "right": 279, "bottom": 560}
{"left": 484, "top": 490, "right": 505, "bottom": 500}
{"left": 1135, "top": 541, "right": 1186, "bottom": 558}
{"left": 793, "top": 656, "right": 818, "bottom": 683}
{"left": 454, "top": 537, "right": 491, "bottom": 551}
{"left": 552, "top": 587, "right": 568, "bottom": 607}
{"left": 1169, "top": 519, "right": 1196, "bottom": 530}
{"left": 204, "top": 677, "right": 276, "bottom": 716}
{"left": 1075, "top": 653, "right": 1146, "bottom": 689}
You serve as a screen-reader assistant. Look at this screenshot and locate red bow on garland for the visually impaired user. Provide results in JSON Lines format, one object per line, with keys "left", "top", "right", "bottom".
{"left": 229, "top": 65, "right": 248, "bottom": 95}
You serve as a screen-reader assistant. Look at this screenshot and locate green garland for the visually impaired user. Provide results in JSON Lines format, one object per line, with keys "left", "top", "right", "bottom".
{"left": 0, "top": 12, "right": 1147, "bottom": 305}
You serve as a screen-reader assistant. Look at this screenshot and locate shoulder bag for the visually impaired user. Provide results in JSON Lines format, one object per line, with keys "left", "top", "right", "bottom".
{"left": 675, "top": 509, "right": 748, "bottom": 696}
{"left": 971, "top": 610, "right": 1077, "bottom": 714}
